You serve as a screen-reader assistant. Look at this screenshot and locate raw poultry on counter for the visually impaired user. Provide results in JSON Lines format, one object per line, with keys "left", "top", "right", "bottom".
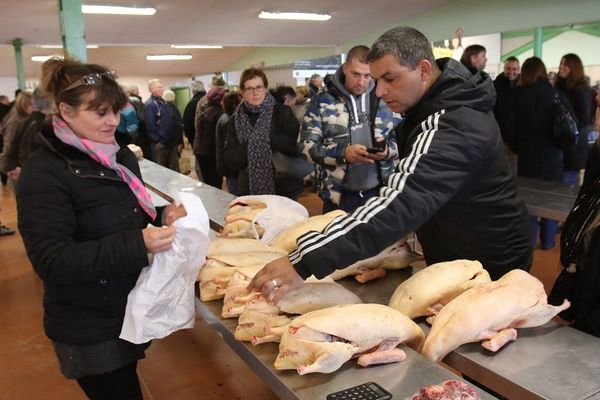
{"left": 388, "top": 259, "right": 491, "bottom": 320}
{"left": 195, "top": 195, "right": 570, "bottom": 379}
{"left": 233, "top": 277, "right": 363, "bottom": 344}
{"left": 421, "top": 269, "right": 571, "bottom": 361}
{"left": 274, "top": 304, "right": 425, "bottom": 375}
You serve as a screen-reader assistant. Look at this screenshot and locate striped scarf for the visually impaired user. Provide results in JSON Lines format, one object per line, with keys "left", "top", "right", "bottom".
{"left": 52, "top": 115, "right": 157, "bottom": 220}
{"left": 234, "top": 94, "right": 276, "bottom": 195}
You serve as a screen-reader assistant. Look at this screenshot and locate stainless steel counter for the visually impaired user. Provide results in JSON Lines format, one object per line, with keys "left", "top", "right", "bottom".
{"left": 139, "top": 159, "right": 600, "bottom": 400}
{"left": 139, "top": 159, "right": 234, "bottom": 230}
{"left": 516, "top": 176, "right": 578, "bottom": 222}
{"left": 196, "top": 269, "right": 497, "bottom": 400}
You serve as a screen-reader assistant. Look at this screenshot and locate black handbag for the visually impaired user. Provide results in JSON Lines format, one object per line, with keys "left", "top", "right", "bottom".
{"left": 552, "top": 92, "right": 579, "bottom": 151}
{"left": 271, "top": 151, "right": 314, "bottom": 179}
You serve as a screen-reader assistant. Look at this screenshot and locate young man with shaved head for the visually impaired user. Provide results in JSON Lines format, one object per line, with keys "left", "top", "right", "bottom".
{"left": 299, "top": 45, "right": 401, "bottom": 214}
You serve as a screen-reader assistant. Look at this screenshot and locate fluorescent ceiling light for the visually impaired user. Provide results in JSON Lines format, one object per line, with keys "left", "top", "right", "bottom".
{"left": 258, "top": 11, "right": 331, "bottom": 21}
{"left": 146, "top": 54, "right": 192, "bottom": 61}
{"left": 82, "top": 5, "right": 156, "bottom": 15}
{"left": 171, "top": 44, "right": 223, "bottom": 49}
{"left": 31, "top": 55, "right": 62, "bottom": 62}
{"left": 37, "top": 44, "right": 99, "bottom": 49}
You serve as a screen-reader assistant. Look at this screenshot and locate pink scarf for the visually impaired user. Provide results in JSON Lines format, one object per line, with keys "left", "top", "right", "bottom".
{"left": 52, "top": 115, "right": 157, "bottom": 220}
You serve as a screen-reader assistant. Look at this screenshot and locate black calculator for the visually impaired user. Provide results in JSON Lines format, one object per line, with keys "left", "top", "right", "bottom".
{"left": 326, "top": 381, "right": 392, "bottom": 400}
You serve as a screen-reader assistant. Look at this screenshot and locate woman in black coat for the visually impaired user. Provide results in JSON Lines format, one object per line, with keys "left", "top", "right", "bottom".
{"left": 224, "top": 68, "right": 302, "bottom": 200}
{"left": 16, "top": 57, "right": 185, "bottom": 400}
{"left": 508, "top": 57, "right": 563, "bottom": 249}
{"left": 556, "top": 53, "right": 593, "bottom": 184}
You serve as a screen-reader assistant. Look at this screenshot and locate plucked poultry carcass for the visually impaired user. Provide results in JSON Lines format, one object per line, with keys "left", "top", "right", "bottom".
{"left": 219, "top": 198, "right": 268, "bottom": 239}
{"left": 233, "top": 277, "right": 363, "bottom": 343}
{"left": 275, "top": 304, "right": 424, "bottom": 374}
{"left": 327, "top": 240, "right": 421, "bottom": 283}
{"left": 198, "top": 239, "right": 286, "bottom": 301}
{"left": 235, "top": 299, "right": 293, "bottom": 344}
{"left": 221, "top": 266, "right": 263, "bottom": 318}
{"left": 270, "top": 210, "right": 346, "bottom": 252}
{"left": 421, "top": 269, "right": 571, "bottom": 362}
{"left": 388, "top": 260, "right": 491, "bottom": 320}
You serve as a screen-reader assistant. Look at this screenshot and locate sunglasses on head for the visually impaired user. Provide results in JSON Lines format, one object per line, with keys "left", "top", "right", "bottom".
{"left": 60, "top": 71, "right": 118, "bottom": 94}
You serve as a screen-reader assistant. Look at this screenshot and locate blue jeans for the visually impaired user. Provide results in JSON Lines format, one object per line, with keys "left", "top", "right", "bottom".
{"left": 562, "top": 170, "right": 579, "bottom": 186}
{"left": 530, "top": 216, "right": 557, "bottom": 249}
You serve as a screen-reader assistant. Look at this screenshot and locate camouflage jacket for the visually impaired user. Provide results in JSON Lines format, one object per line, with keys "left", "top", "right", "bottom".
{"left": 299, "top": 87, "right": 401, "bottom": 205}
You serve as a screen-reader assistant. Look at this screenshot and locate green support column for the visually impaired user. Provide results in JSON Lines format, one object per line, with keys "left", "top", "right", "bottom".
{"left": 12, "top": 38, "right": 26, "bottom": 90}
{"left": 58, "top": 0, "right": 87, "bottom": 62}
{"left": 533, "top": 27, "right": 543, "bottom": 58}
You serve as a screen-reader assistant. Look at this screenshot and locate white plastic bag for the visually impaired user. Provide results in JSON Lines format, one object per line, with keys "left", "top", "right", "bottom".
{"left": 233, "top": 195, "right": 308, "bottom": 244}
{"left": 120, "top": 192, "right": 210, "bottom": 344}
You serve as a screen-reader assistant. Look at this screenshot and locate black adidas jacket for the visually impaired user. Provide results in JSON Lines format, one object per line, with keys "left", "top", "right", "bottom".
{"left": 290, "top": 58, "right": 532, "bottom": 280}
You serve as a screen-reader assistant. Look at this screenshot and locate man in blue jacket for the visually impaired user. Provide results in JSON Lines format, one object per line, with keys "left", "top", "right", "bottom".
{"left": 144, "top": 79, "right": 179, "bottom": 171}
{"left": 250, "top": 26, "right": 532, "bottom": 300}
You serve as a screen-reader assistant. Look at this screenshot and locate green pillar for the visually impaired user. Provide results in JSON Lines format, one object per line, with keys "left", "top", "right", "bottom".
{"left": 58, "top": 0, "right": 87, "bottom": 62}
{"left": 533, "top": 27, "right": 543, "bottom": 58}
{"left": 12, "top": 38, "right": 26, "bottom": 90}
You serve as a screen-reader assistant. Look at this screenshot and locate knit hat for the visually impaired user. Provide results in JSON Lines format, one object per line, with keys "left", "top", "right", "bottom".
{"left": 211, "top": 74, "right": 226, "bottom": 87}
{"left": 207, "top": 86, "right": 226, "bottom": 104}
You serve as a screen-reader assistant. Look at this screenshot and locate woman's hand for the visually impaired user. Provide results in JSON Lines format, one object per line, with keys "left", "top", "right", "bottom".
{"left": 162, "top": 202, "right": 187, "bottom": 226}
{"left": 143, "top": 225, "right": 176, "bottom": 253}
{"left": 247, "top": 256, "right": 304, "bottom": 304}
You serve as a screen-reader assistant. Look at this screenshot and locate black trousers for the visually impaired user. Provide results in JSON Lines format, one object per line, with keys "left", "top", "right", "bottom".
{"left": 76, "top": 362, "right": 143, "bottom": 400}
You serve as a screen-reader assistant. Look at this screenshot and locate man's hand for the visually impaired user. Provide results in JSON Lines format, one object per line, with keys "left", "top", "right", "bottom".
{"left": 247, "top": 256, "right": 304, "bottom": 304}
{"left": 162, "top": 202, "right": 187, "bottom": 226}
{"left": 344, "top": 144, "right": 375, "bottom": 164}
{"left": 143, "top": 225, "right": 176, "bottom": 253}
{"left": 367, "top": 145, "right": 388, "bottom": 161}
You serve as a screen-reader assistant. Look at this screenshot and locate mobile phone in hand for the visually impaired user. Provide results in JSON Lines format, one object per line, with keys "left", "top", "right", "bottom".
{"left": 367, "top": 147, "right": 384, "bottom": 154}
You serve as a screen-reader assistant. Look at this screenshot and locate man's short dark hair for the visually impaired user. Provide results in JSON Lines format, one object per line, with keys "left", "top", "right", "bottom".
{"left": 367, "top": 26, "right": 436, "bottom": 70}
{"left": 346, "top": 45, "right": 370, "bottom": 64}
{"left": 505, "top": 56, "right": 519, "bottom": 64}
{"left": 460, "top": 44, "right": 486, "bottom": 68}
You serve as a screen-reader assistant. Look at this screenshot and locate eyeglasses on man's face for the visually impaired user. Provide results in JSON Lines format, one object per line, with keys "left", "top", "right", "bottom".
{"left": 243, "top": 85, "right": 265, "bottom": 94}
{"left": 60, "top": 71, "right": 118, "bottom": 94}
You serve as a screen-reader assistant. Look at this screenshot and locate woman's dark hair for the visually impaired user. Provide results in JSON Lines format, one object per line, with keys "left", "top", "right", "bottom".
{"left": 561, "top": 53, "right": 587, "bottom": 91}
{"left": 40, "top": 57, "right": 126, "bottom": 114}
{"left": 517, "top": 57, "right": 548, "bottom": 87}
{"left": 239, "top": 68, "right": 268, "bottom": 90}
{"left": 222, "top": 92, "right": 242, "bottom": 115}
{"left": 272, "top": 86, "right": 296, "bottom": 104}
{"left": 460, "top": 44, "right": 486, "bottom": 68}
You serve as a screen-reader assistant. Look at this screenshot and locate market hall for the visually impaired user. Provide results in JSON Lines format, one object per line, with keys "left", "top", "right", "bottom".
{"left": 0, "top": 1, "right": 600, "bottom": 398}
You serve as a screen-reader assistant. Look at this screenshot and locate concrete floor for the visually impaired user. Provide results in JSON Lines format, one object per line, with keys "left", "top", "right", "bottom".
{"left": 0, "top": 176, "right": 561, "bottom": 400}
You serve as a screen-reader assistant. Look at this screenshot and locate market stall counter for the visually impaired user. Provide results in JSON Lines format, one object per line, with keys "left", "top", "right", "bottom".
{"left": 139, "top": 158, "right": 600, "bottom": 400}
{"left": 516, "top": 176, "right": 578, "bottom": 222}
{"left": 195, "top": 268, "right": 496, "bottom": 400}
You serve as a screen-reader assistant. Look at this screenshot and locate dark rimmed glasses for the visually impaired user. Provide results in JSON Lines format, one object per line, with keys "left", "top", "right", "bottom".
{"left": 60, "top": 71, "right": 118, "bottom": 94}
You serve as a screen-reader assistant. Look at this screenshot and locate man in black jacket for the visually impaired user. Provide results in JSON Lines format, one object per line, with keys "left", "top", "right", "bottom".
{"left": 182, "top": 80, "right": 206, "bottom": 147}
{"left": 250, "top": 26, "right": 532, "bottom": 301}
{"left": 494, "top": 56, "right": 520, "bottom": 174}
